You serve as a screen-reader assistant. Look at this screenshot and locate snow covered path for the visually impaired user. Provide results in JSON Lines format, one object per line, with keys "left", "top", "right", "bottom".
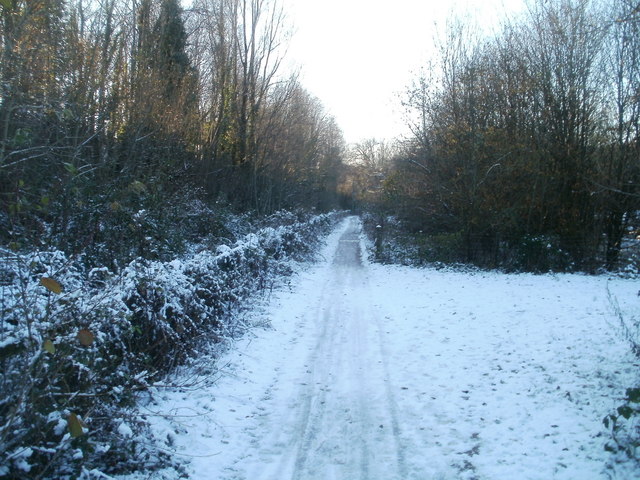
{"left": 143, "top": 216, "right": 639, "bottom": 479}
{"left": 231, "top": 217, "right": 409, "bottom": 479}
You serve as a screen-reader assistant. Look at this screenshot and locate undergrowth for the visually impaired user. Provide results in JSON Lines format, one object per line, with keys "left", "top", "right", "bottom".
{"left": 362, "top": 213, "right": 640, "bottom": 274}
{"left": 0, "top": 210, "right": 340, "bottom": 479}
{"left": 604, "top": 290, "right": 640, "bottom": 475}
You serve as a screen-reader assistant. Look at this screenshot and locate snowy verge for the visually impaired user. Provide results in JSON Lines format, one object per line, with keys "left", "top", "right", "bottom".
{"left": 0, "top": 211, "right": 343, "bottom": 479}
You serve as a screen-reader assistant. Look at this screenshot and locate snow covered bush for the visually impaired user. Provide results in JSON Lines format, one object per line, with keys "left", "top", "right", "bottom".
{"left": 0, "top": 211, "right": 340, "bottom": 479}
{"left": 604, "top": 387, "right": 640, "bottom": 470}
{"left": 604, "top": 291, "right": 640, "bottom": 473}
{"left": 0, "top": 248, "right": 165, "bottom": 478}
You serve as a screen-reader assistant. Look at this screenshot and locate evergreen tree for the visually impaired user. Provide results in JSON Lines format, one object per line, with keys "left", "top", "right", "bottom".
{"left": 154, "top": 0, "right": 191, "bottom": 99}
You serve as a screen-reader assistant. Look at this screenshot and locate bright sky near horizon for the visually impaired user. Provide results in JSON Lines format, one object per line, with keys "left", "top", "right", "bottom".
{"left": 283, "top": 0, "right": 526, "bottom": 144}
{"left": 183, "top": 0, "right": 527, "bottom": 144}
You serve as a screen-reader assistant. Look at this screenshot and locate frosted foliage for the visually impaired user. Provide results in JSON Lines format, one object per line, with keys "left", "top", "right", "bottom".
{"left": 0, "top": 211, "right": 340, "bottom": 479}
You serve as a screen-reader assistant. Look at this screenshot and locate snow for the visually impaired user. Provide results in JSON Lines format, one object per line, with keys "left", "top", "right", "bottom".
{"left": 117, "top": 422, "right": 134, "bottom": 438}
{"left": 9, "top": 447, "right": 34, "bottom": 472}
{"left": 129, "top": 216, "right": 639, "bottom": 479}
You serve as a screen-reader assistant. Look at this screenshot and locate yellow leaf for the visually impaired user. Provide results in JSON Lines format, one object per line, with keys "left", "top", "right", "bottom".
{"left": 40, "top": 277, "right": 62, "bottom": 294}
{"left": 77, "top": 328, "right": 94, "bottom": 347}
{"left": 43, "top": 339, "right": 55, "bottom": 354}
{"left": 67, "top": 413, "right": 84, "bottom": 438}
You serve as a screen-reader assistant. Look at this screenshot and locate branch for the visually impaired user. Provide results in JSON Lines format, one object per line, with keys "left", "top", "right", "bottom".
{"left": 406, "top": 158, "right": 431, "bottom": 175}
{"left": 587, "top": 178, "right": 640, "bottom": 199}
{"left": 477, "top": 161, "right": 504, "bottom": 187}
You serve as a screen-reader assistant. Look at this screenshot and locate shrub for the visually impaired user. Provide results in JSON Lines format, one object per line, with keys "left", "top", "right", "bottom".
{"left": 604, "top": 290, "right": 640, "bottom": 473}
{"left": 0, "top": 211, "right": 340, "bottom": 478}
{"left": 604, "top": 387, "right": 640, "bottom": 469}
{"left": 420, "top": 231, "right": 466, "bottom": 264}
{"left": 504, "top": 234, "right": 573, "bottom": 272}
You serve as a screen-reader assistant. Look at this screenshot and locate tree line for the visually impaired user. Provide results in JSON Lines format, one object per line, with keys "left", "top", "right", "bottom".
{"left": 0, "top": 0, "right": 346, "bottom": 260}
{"left": 356, "top": 0, "right": 639, "bottom": 271}
{"left": 3, "top": 0, "right": 638, "bottom": 273}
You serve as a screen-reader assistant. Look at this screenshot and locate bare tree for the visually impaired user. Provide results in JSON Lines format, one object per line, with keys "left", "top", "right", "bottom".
{"left": 393, "top": 0, "right": 632, "bottom": 270}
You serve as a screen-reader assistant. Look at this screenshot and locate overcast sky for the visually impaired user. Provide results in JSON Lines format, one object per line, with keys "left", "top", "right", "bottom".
{"left": 283, "top": 0, "right": 526, "bottom": 144}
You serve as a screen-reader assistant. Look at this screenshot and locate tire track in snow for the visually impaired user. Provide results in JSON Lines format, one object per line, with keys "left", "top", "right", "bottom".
{"left": 288, "top": 219, "right": 371, "bottom": 479}
{"left": 245, "top": 216, "right": 407, "bottom": 480}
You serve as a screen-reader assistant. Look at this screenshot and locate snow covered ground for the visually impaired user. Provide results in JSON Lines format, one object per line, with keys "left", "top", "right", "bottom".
{"left": 132, "top": 216, "right": 639, "bottom": 479}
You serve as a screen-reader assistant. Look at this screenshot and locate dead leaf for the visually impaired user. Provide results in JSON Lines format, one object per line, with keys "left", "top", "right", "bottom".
{"left": 40, "top": 277, "right": 62, "bottom": 294}
{"left": 77, "top": 329, "right": 94, "bottom": 347}
{"left": 67, "top": 413, "right": 84, "bottom": 438}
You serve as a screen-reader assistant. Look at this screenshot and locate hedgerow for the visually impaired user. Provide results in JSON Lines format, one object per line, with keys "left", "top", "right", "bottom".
{"left": 0, "top": 211, "right": 340, "bottom": 479}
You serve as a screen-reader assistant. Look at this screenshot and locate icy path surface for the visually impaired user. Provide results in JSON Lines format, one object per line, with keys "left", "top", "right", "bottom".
{"left": 145, "top": 217, "right": 639, "bottom": 480}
